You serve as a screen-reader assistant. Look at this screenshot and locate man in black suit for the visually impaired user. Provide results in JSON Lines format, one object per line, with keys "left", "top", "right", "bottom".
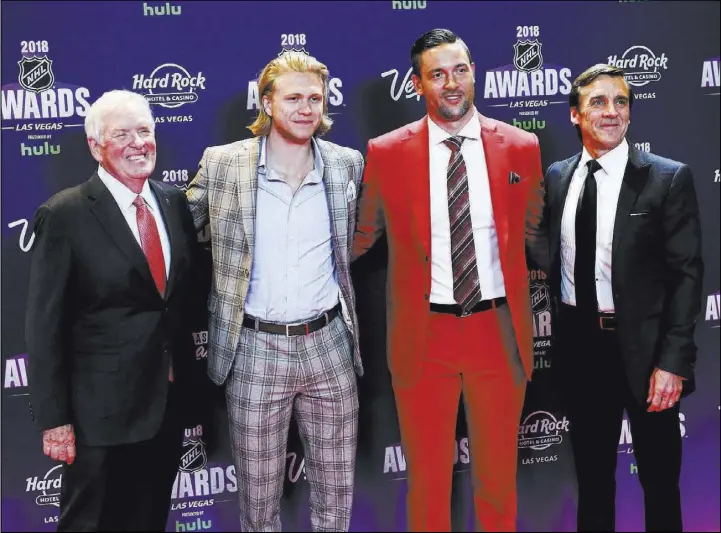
{"left": 526, "top": 64, "right": 703, "bottom": 532}
{"left": 26, "top": 89, "right": 199, "bottom": 531}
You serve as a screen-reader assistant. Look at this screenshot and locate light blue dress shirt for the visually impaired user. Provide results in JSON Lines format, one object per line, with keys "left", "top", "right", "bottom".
{"left": 243, "top": 137, "right": 340, "bottom": 323}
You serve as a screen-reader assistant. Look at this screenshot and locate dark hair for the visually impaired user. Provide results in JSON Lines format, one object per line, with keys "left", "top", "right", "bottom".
{"left": 569, "top": 63, "right": 634, "bottom": 140}
{"left": 410, "top": 28, "right": 473, "bottom": 77}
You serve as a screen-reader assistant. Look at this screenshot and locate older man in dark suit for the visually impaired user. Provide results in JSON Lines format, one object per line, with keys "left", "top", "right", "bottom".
{"left": 26, "top": 89, "right": 199, "bottom": 532}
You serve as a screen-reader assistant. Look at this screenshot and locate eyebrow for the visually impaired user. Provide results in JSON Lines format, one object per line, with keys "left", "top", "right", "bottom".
{"left": 110, "top": 125, "right": 151, "bottom": 133}
{"left": 588, "top": 93, "right": 629, "bottom": 99}
{"left": 429, "top": 63, "right": 468, "bottom": 73}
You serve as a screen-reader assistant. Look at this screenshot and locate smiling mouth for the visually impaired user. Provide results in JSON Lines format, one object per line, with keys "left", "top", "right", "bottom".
{"left": 126, "top": 154, "right": 148, "bottom": 162}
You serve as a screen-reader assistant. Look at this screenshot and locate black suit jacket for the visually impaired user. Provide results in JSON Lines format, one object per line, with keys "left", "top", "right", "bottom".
{"left": 26, "top": 173, "right": 199, "bottom": 447}
{"left": 528, "top": 145, "right": 704, "bottom": 404}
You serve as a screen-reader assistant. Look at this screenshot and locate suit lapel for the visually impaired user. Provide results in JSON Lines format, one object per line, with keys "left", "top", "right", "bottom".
{"left": 403, "top": 120, "right": 431, "bottom": 257}
{"left": 479, "top": 114, "right": 510, "bottom": 260}
{"left": 612, "top": 147, "right": 651, "bottom": 257}
{"left": 235, "top": 138, "right": 260, "bottom": 256}
{"left": 148, "top": 179, "right": 184, "bottom": 300}
{"left": 551, "top": 154, "right": 582, "bottom": 260}
{"left": 317, "top": 140, "right": 348, "bottom": 260}
{"left": 86, "top": 173, "right": 157, "bottom": 294}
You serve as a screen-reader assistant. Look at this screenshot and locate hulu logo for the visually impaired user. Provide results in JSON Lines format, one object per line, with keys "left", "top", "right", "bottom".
{"left": 512, "top": 118, "right": 546, "bottom": 131}
{"left": 20, "top": 142, "right": 60, "bottom": 156}
{"left": 175, "top": 519, "right": 211, "bottom": 531}
{"left": 392, "top": 1, "right": 427, "bottom": 9}
{"left": 143, "top": 2, "right": 181, "bottom": 16}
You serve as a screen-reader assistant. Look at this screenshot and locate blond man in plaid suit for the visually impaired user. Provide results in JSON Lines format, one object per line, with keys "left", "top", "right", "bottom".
{"left": 185, "top": 51, "right": 364, "bottom": 532}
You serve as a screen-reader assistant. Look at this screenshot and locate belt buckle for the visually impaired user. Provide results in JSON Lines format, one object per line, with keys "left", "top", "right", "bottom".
{"left": 599, "top": 315, "right": 616, "bottom": 331}
{"left": 285, "top": 321, "right": 310, "bottom": 337}
{"left": 459, "top": 307, "right": 472, "bottom": 318}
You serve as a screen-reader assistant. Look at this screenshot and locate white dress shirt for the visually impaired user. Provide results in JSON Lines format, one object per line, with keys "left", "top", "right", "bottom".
{"left": 560, "top": 138, "right": 629, "bottom": 312}
{"left": 428, "top": 111, "right": 506, "bottom": 304}
{"left": 96, "top": 166, "right": 171, "bottom": 277}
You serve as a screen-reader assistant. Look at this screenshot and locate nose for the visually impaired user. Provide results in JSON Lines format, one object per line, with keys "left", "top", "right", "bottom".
{"left": 297, "top": 100, "right": 312, "bottom": 115}
{"left": 602, "top": 101, "right": 620, "bottom": 117}
{"left": 444, "top": 76, "right": 459, "bottom": 90}
{"left": 129, "top": 131, "right": 146, "bottom": 147}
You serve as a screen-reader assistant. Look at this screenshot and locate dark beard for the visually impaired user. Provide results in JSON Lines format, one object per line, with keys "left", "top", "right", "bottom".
{"left": 438, "top": 98, "right": 471, "bottom": 120}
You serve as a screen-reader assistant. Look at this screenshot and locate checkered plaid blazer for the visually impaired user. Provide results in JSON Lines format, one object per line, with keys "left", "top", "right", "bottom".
{"left": 186, "top": 136, "right": 365, "bottom": 385}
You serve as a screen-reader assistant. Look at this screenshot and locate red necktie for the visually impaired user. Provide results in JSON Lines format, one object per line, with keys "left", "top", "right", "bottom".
{"left": 444, "top": 136, "right": 482, "bottom": 312}
{"left": 133, "top": 195, "right": 173, "bottom": 382}
{"left": 133, "top": 195, "right": 166, "bottom": 296}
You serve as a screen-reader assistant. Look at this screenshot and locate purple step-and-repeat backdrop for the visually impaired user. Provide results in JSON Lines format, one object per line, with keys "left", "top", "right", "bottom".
{"left": 2, "top": 1, "right": 719, "bottom": 531}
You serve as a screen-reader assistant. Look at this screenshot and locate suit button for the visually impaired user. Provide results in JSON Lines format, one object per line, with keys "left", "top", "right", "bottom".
{"left": 424, "top": 294, "right": 429, "bottom": 301}
{"left": 425, "top": 256, "right": 429, "bottom": 263}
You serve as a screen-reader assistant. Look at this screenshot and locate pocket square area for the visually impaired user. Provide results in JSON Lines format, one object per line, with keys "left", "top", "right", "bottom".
{"left": 630, "top": 211, "right": 650, "bottom": 216}
{"left": 346, "top": 180, "right": 357, "bottom": 202}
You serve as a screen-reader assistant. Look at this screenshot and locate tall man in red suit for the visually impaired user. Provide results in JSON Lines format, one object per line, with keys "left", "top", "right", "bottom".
{"left": 352, "top": 29, "right": 545, "bottom": 531}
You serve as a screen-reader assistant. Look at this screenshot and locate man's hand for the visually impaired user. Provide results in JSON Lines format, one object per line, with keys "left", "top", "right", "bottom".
{"left": 42, "top": 424, "right": 76, "bottom": 464}
{"left": 647, "top": 368, "right": 684, "bottom": 413}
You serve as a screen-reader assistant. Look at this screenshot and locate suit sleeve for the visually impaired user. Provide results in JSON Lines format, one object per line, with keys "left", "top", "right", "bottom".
{"left": 525, "top": 134, "right": 550, "bottom": 273}
{"left": 185, "top": 148, "right": 211, "bottom": 232}
{"left": 353, "top": 150, "right": 365, "bottom": 189}
{"left": 655, "top": 164, "right": 704, "bottom": 380}
{"left": 175, "top": 188, "right": 211, "bottom": 426}
{"left": 351, "top": 140, "right": 385, "bottom": 262}
{"left": 26, "top": 205, "right": 72, "bottom": 430}
{"left": 177, "top": 188, "right": 203, "bottom": 271}
{"left": 348, "top": 149, "right": 365, "bottom": 256}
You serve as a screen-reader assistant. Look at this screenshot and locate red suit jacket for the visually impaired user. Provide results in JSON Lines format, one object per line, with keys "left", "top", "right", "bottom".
{"left": 352, "top": 113, "right": 545, "bottom": 386}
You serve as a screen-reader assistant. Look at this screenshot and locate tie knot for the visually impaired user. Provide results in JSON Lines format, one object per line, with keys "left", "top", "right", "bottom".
{"left": 586, "top": 159, "right": 602, "bottom": 176}
{"left": 443, "top": 136, "right": 464, "bottom": 153}
{"left": 133, "top": 195, "right": 146, "bottom": 209}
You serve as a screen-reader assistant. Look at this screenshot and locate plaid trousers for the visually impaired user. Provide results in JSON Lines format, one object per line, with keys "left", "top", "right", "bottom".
{"left": 225, "top": 314, "right": 359, "bottom": 532}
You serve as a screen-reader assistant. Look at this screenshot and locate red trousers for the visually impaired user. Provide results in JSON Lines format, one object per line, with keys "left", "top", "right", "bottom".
{"left": 393, "top": 305, "right": 527, "bottom": 532}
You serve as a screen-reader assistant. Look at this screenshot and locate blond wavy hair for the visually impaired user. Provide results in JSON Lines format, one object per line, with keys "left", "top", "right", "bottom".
{"left": 248, "top": 51, "right": 333, "bottom": 137}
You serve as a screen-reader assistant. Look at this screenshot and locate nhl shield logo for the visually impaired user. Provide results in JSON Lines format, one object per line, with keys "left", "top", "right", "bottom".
{"left": 278, "top": 47, "right": 310, "bottom": 58}
{"left": 530, "top": 282, "right": 550, "bottom": 314}
{"left": 513, "top": 40, "right": 543, "bottom": 72}
{"left": 179, "top": 438, "right": 207, "bottom": 473}
{"left": 18, "top": 55, "right": 55, "bottom": 93}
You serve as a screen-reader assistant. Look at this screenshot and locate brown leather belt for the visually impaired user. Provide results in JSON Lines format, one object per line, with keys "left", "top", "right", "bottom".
{"left": 242, "top": 303, "right": 341, "bottom": 337}
{"left": 430, "top": 297, "right": 507, "bottom": 318}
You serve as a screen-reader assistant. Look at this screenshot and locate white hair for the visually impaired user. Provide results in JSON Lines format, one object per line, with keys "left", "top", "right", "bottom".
{"left": 84, "top": 90, "right": 154, "bottom": 143}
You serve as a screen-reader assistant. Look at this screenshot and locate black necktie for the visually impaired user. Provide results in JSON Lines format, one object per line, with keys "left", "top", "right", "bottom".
{"left": 574, "top": 159, "right": 602, "bottom": 313}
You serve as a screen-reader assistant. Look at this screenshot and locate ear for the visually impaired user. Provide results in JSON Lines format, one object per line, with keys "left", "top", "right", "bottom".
{"left": 470, "top": 62, "right": 476, "bottom": 82}
{"left": 261, "top": 94, "right": 272, "bottom": 116}
{"left": 411, "top": 74, "right": 423, "bottom": 97}
{"left": 87, "top": 137, "right": 103, "bottom": 164}
{"left": 570, "top": 107, "right": 580, "bottom": 126}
